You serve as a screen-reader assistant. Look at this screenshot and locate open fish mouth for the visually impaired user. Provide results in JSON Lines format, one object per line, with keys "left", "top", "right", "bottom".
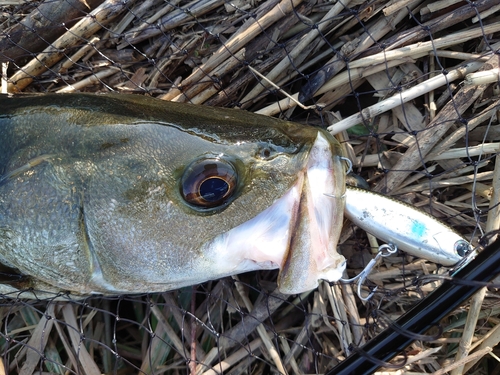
{"left": 204, "top": 131, "right": 346, "bottom": 294}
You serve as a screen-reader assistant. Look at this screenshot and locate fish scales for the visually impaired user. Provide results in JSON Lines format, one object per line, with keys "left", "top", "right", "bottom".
{"left": 0, "top": 93, "right": 346, "bottom": 298}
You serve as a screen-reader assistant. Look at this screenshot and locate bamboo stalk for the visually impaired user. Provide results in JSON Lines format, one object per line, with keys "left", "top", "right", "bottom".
{"left": 299, "top": 3, "right": 416, "bottom": 101}
{"left": 382, "top": 0, "right": 495, "bottom": 50}
{"left": 61, "top": 304, "right": 101, "bottom": 375}
{"left": 187, "top": 49, "right": 246, "bottom": 105}
{"left": 201, "top": 339, "right": 262, "bottom": 375}
{"left": 433, "top": 347, "right": 492, "bottom": 375}
{"left": 164, "top": 0, "right": 304, "bottom": 102}
{"left": 450, "top": 287, "right": 487, "bottom": 375}
{"left": 349, "top": 22, "right": 500, "bottom": 70}
{"left": 486, "top": 154, "right": 500, "bottom": 236}
{"left": 59, "top": 36, "right": 100, "bottom": 72}
{"left": 430, "top": 98, "right": 500, "bottom": 156}
{"left": 7, "top": 0, "right": 129, "bottom": 91}
{"left": 472, "top": 3, "right": 500, "bottom": 23}
{"left": 233, "top": 276, "right": 287, "bottom": 374}
{"left": 123, "top": 0, "right": 224, "bottom": 45}
{"left": 372, "top": 54, "right": 499, "bottom": 193}
{"left": 383, "top": 0, "right": 421, "bottom": 16}
{"left": 432, "top": 50, "right": 492, "bottom": 61}
{"left": 464, "top": 321, "right": 500, "bottom": 372}
{"left": 56, "top": 66, "right": 122, "bottom": 92}
{"left": 257, "top": 58, "right": 410, "bottom": 116}
{"left": 240, "top": 0, "right": 353, "bottom": 105}
{"left": 426, "top": 143, "right": 500, "bottom": 161}
{"left": 0, "top": 0, "right": 104, "bottom": 63}
{"left": 426, "top": 0, "right": 459, "bottom": 13}
{"left": 395, "top": 171, "right": 494, "bottom": 195}
{"left": 327, "top": 60, "right": 483, "bottom": 136}
{"left": 465, "top": 68, "right": 500, "bottom": 86}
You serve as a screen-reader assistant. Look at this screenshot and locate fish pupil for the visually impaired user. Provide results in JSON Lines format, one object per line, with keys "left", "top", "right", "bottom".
{"left": 181, "top": 157, "right": 239, "bottom": 209}
{"left": 200, "top": 177, "right": 229, "bottom": 202}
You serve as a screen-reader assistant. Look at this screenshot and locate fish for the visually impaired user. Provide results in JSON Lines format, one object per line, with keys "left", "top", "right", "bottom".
{"left": 0, "top": 93, "right": 347, "bottom": 298}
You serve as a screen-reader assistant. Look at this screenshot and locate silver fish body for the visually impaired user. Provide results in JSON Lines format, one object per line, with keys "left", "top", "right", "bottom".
{"left": 344, "top": 186, "right": 470, "bottom": 266}
{"left": 0, "top": 93, "right": 346, "bottom": 298}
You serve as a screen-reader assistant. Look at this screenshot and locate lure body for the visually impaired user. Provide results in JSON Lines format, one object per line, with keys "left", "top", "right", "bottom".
{"left": 344, "top": 186, "right": 470, "bottom": 266}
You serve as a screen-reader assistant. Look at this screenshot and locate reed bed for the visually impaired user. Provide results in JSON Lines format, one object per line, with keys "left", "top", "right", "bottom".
{"left": 0, "top": 0, "right": 500, "bottom": 374}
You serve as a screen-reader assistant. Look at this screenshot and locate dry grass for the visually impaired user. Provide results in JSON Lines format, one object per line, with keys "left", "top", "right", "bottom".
{"left": 1, "top": 0, "right": 500, "bottom": 374}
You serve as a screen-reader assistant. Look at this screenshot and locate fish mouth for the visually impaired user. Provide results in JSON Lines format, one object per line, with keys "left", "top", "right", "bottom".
{"left": 205, "top": 131, "right": 346, "bottom": 294}
{"left": 277, "top": 132, "right": 346, "bottom": 293}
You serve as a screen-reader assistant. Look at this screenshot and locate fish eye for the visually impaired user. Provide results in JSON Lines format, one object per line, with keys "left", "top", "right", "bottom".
{"left": 455, "top": 240, "right": 471, "bottom": 257}
{"left": 260, "top": 147, "right": 272, "bottom": 159}
{"left": 181, "top": 158, "right": 238, "bottom": 209}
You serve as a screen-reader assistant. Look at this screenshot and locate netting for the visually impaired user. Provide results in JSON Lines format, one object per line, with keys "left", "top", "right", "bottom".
{"left": 1, "top": 0, "right": 500, "bottom": 374}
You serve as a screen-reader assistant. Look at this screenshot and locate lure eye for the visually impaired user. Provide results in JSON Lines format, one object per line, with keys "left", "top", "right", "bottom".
{"left": 455, "top": 240, "right": 471, "bottom": 257}
{"left": 181, "top": 158, "right": 238, "bottom": 209}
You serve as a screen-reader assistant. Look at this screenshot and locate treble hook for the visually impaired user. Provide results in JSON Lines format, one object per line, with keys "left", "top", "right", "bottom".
{"left": 340, "top": 243, "right": 398, "bottom": 301}
{"left": 340, "top": 156, "right": 353, "bottom": 174}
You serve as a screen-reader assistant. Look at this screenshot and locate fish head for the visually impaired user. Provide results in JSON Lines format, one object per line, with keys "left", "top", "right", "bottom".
{"left": 0, "top": 94, "right": 347, "bottom": 296}
{"left": 79, "top": 96, "right": 347, "bottom": 294}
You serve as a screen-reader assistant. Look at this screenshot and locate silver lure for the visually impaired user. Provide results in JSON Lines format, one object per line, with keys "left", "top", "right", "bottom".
{"left": 344, "top": 186, "right": 471, "bottom": 266}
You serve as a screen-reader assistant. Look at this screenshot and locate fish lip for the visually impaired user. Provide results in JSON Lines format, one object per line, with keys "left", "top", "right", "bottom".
{"left": 277, "top": 131, "right": 346, "bottom": 293}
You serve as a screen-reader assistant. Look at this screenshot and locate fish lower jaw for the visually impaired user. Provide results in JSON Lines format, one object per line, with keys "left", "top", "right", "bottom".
{"left": 201, "top": 185, "right": 298, "bottom": 277}
{"left": 277, "top": 132, "right": 346, "bottom": 294}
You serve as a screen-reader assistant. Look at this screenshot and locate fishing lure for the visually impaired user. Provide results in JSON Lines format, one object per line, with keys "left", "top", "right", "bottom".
{"left": 344, "top": 186, "right": 471, "bottom": 266}
{"left": 324, "top": 185, "right": 472, "bottom": 300}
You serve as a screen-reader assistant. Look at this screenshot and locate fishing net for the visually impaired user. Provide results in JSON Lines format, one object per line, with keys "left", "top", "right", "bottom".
{"left": 0, "top": 0, "right": 499, "bottom": 374}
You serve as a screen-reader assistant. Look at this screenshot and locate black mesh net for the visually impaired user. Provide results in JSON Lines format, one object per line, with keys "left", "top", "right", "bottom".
{"left": 1, "top": 0, "right": 500, "bottom": 374}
